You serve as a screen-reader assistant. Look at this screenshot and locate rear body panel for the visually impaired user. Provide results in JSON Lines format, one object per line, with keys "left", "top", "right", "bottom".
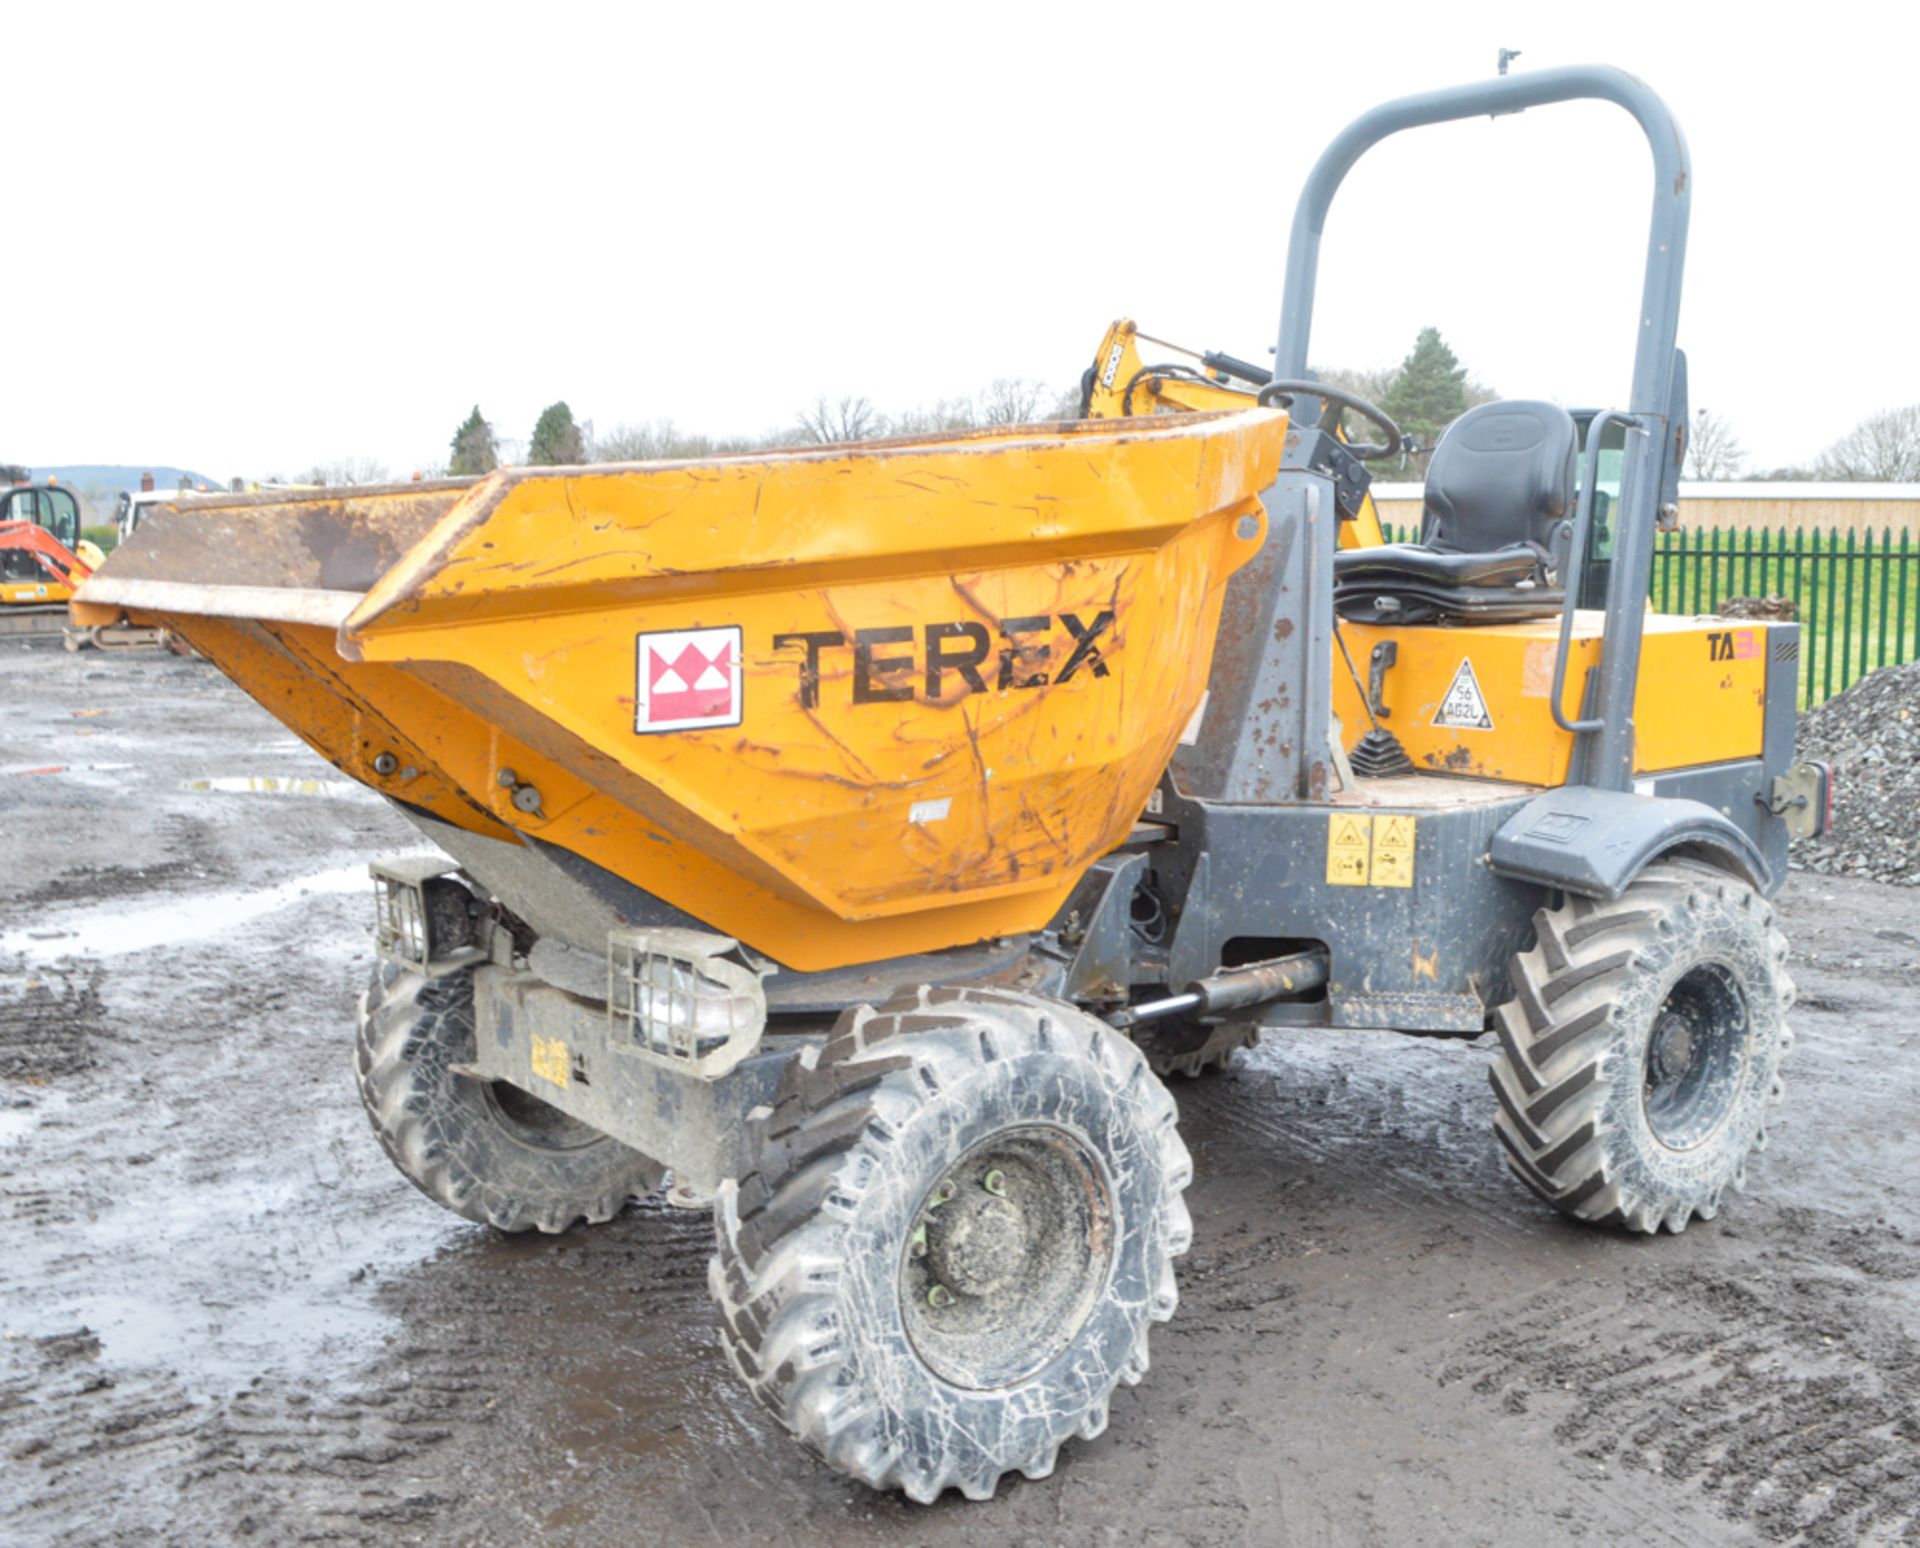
{"left": 1330, "top": 612, "right": 1769, "bottom": 784}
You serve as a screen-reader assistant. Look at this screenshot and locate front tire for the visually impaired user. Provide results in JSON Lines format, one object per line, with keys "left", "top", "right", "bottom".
{"left": 355, "top": 961, "right": 665, "bottom": 1233}
{"left": 711, "top": 985, "right": 1192, "bottom": 1502}
{"left": 1489, "top": 861, "right": 1793, "bottom": 1233}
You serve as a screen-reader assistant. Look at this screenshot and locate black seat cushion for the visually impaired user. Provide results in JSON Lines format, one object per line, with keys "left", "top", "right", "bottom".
{"left": 1333, "top": 400, "right": 1576, "bottom": 626}
{"left": 1422, "top": 400, "right": 1577, "bottom": 554}
{"left": 1332, "top": 545, "right": 1540, "bottom": 589}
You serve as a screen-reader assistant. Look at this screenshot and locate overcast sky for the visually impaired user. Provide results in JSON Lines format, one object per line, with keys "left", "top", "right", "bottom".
{"left": 11, "top": 2, "right": 1916, "bottom": 480}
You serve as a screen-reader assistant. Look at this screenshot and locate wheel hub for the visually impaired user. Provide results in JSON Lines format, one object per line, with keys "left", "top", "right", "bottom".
{"left": 1649, "top": 1014, "right": 1697, "bottom": 1085}
{"left": 900, "top": 1126, "right": 1115, "bottom": 1390}
{"left": 1642, "top": 961, "right": 1750, "bottom": 1151}
{"left": 926, "top": 1188, "right": 1028, "bottom": 1299}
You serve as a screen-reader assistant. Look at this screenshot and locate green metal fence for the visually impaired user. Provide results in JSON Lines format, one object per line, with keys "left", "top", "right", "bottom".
{"left": 1648, "top": 528, "right": 1919, "bottom": 706}
{"left": 1380, "top": 523, "right": 1920, "bottom": 707}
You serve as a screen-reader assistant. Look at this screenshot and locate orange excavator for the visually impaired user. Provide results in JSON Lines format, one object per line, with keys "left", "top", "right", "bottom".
{"left": 0, "top": 467, "right": 158, "bottom": 647}
{"left": 0, "top": 514, "right": 94, "bottom": 597}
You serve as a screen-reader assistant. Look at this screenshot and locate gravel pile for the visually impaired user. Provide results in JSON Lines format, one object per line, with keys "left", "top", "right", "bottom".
{"left": 1791, "top": 659, "right": 1920, "bottom": 886}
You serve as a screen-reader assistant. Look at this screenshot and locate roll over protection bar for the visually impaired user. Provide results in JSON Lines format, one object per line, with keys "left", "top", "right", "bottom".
{"left": 1271, "top": 64, "right": 1691, "bottom": 792}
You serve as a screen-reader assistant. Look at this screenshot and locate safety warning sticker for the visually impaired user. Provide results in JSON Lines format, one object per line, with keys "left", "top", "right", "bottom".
{"left": 1326, "top": 813, "right": 1373, "bottom": 886}
{"left": 1370, "top": 814, "right": 1417, "bottom": 887}
{"left": 1434, "top": 658, "right": 1495, "bottom": 730}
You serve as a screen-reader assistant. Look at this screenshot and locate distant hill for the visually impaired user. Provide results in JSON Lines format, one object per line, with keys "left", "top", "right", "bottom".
{"left": 39, "top": 464, "right": 228, "bottom": 500}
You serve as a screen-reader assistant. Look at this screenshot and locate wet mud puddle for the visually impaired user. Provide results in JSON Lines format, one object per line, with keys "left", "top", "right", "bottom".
{"left": 0, "top": 864, "right": 370, "bottom": 960}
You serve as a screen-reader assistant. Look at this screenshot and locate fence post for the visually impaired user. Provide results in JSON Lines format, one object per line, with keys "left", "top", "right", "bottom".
{"left": 1852, "top": 525, "right": 1866, "bottom": 682}
{"left": 1877, "top": 524, "right": 1892, "bottom": 669}
{"left": 1900, "top": 530, "right": 1913, "bottom": 670}
{"left": 1810, "top": 529, "right": 1825, "bottom": 704}
{"left": 1831, "top": 527, "right": 1847, "bottom": 700}
{"left": 1847, "top": 526, "right": 1861, "bottom": 691}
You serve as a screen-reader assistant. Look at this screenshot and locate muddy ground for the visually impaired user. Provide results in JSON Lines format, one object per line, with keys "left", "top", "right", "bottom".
{"left": 2, "top": 639, "right": 1917, "bottom": 1547}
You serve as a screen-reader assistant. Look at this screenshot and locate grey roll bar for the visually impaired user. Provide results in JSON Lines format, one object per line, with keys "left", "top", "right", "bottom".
{"left": 1550, "top": 410, "right": 1643, "bottom": 736}
{"left": 1273, "top": 64, "right": 1690, "bottom": 791}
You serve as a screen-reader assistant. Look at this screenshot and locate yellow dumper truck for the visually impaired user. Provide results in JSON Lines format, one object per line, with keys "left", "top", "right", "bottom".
{"left": 77, "top": 64, "right": 1828, "bottom": 1501}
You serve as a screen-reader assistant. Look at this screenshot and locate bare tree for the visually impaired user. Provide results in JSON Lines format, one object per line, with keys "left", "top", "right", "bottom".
{"left": 796, "top": 394, "right": 883, "bottom": 444}
{"left": 593, "top": 420, "right": 794, "bottom": 462}
{"left": 1314, "top": 365, "right": 1403, "bottom": 459}
{"left": 973, "top": 378, "right": 1050, "bottom": 427}
{"left": 889, "top": 380, "right": 1068, "bottom": 436}
{"left": 593, "top": 421, "right": 686, "bottom": 462}
{"left": 887, "top": 398, "right": 978, "bottom": 437}
{"left": 1313, "top": 345, "right": 1498, "bottom": 477}
{"left": 1314, "top": 364, "right": 1399, "bottom": 404}
{"left": 1685, "top": 408, "right": 1747, "bottom": 480}
{"left": 1814, "top": 404, "right": 1920, "bottom": 482}
{"left": 301, "top": 456, "right": 392, "bottom": 487}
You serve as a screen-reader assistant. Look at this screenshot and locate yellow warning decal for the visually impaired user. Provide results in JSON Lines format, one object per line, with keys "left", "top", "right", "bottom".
{"left": 530, "top": 1033, "right": 570, "bottom": 1089}
{"left": 1327, "top": 813, "right": 1373, "bottom": 886}
{"left": 1370, "top": 814, "right": 1417, "bottom": 888}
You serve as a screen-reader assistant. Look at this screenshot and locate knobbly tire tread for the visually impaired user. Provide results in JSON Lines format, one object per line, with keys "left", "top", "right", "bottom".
{"left": 710, "top": 984, "right": 1193, "bottom": 1503}
{"left": 355, "top": 960, "right": 664, "bottom": 1234}
{"left": 1488, "top": 861, "right": 1794, "bottom": 1234}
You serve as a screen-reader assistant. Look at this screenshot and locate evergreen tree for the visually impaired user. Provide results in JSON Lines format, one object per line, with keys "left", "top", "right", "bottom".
{"left": 528, "top": 401, "right": 586, "bottom": 465}
{"left": 1378, "top": 327, "right": 1471, "bottom": 463}
{"left": 449, "top": 406, "right": 498, "bottom": 476}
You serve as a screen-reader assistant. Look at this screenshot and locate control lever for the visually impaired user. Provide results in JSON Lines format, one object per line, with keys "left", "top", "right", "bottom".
{"left": 1367, "top": 640, "right": 1398, "bottom": 720}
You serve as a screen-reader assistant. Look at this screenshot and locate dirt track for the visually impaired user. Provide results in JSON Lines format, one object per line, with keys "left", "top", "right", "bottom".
{"left": 3, "top": 640, "right": 1918, "bottom": 1546}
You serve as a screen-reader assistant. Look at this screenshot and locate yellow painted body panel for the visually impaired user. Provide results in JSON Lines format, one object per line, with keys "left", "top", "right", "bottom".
{"left": 2, "top": 579, "right": 74, "bottom": 605}
{"left": 89, "top": 413, "right": 1285, "bottom": 970}
{"left": 1331, "top": 612, "right": 1767, "bottom": 784}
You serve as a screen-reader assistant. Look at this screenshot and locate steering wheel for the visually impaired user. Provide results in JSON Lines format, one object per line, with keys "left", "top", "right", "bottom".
{"left": 1256, "top": 380, "right": 1406, "bottom": 462}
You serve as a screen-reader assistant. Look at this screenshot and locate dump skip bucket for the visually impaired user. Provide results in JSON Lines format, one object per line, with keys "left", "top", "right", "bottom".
{"left": 78, "top": 411, "right": 1286, "bottom": 969}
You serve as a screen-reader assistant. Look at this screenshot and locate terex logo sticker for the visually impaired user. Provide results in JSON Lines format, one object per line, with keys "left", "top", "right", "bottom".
{"left": 773, "top": 612, "right": 1114, "bottom": 709}
{"left": 635, "top": 626, "right": 742, "bottom": 734}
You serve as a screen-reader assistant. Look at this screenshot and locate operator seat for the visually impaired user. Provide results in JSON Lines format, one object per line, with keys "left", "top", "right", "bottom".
{"left": 1333, "top": 400, "right": 1577, "bottom": 625}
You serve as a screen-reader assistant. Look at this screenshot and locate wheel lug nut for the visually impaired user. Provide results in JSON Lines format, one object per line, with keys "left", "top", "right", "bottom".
{"left": 982, "top": 1169, "right": 1007, "bottom": 1196}
{"left": 908, "top": 1223, "right": 929, "bottom": 1259}
{"left": 928, "top": 1179, "right": 956, "bottom": 1210}
{"left": 927, "top": 1284, "right": 955, "bottom": 1309}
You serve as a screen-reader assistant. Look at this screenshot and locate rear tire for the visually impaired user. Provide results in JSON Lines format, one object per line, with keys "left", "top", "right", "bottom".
{"left": 355, "top": 961, "right": 664, "bottom": 1233}
{"left": 711, "top": 984, "right": 1192, "bottom": 1502}
{"left": 1489, "top": 861, "right": 1793, "bottom": 1234}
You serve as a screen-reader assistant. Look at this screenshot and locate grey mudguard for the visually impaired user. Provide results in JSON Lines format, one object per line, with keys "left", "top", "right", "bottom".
{"left": 1489, "top": 786, "right": 1772, "bottom": 900}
